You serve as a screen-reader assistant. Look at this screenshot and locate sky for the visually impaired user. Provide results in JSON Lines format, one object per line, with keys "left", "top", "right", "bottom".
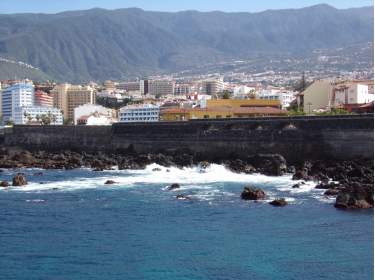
{"left": 0, "top": 0, "right": 373, "bottom": 14}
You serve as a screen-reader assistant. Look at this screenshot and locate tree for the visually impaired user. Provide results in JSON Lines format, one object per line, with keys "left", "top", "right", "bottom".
{"left": 222, "top": 90, "right": 231, "bottom": 99}
{"left": 294, "top": 72, "right": 309, "bottom": 92}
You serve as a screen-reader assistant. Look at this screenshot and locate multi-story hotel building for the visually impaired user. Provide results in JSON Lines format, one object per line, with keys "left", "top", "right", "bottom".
{"left": 13, "top": 106, "right": 63, "bottom": 125}
{"left": 1, "top": 82, "right": 34, "bottom": 123}
{"left": 201, "top": 78, "right": 224, "bottom": 95}
{"left": 119, "top": 104, "right": 160, "bottom": 122}
{"left": 149, "top": 80, "right": 174, "bottom": 96}
{"left": 51, "top": 84, "right": 95, "bottom": 122}
{"left": 34, "top": 90, "right": 53, "bottom": 107}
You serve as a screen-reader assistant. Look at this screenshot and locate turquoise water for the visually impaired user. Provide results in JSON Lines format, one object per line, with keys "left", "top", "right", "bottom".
{"left": 0, "top": 165, "right": 373, "bottom": 280}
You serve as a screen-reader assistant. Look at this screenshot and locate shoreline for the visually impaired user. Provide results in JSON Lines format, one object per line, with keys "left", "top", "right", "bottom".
{"left": 0, "top": 148, "right": 373, "bottom": 210}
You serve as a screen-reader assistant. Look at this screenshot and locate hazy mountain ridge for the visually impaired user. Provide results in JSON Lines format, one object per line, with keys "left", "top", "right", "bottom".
{"left": 0, "top": 4, "right": 373, "bottom": 82}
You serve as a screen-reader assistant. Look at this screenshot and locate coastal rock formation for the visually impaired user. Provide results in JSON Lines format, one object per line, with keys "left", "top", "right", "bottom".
{"left": 241, "top": 186, "right": 266, "bottom": 200}
{"left": 0, "top": 181, "right": 9, "bottom": 187}
{"left": 168, "top": 183, "right": 180, "bottom": 191}
{"left": 269, "top": 198, "right": 288, "bottom": 207}
{"left": 12, "top": 173, "right": 27, "bottom": 186}
{"left": 176, "top": 194, "right": 191, "bottom": 200}
{"left": 324, "top": 189, "right": 340, "bottom": 196}
{"left": 247, "top": 154, "right": 287, "bottom": 176}
{"left": 334, "top": 183, "right": 373, "bottom": 209}
{"left": 104, "top": 180, "right": 117, "bottom": 185}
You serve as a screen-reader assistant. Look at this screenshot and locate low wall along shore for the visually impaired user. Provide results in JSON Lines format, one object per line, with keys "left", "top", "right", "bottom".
{"left": 1, "top": 114, "right": 374, "bottom": 163}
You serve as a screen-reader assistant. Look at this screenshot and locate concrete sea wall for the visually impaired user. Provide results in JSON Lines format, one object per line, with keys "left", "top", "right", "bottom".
{"left": 2, "top": 114, "right": 374, "bottom": 163}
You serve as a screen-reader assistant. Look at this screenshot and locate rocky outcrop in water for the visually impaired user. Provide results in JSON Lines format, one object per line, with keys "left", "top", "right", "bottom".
{"left": 12, "top": 173, "right": 27, "bottom": 186}
{"left": 0, "top": 181, "right": 9, "bottom": 187}
{"left": 168, "top": 183, "right": 180, "bottom": 191}
{"left": 269, "top": 198, "right": 288, "bottom": 207}
{"left": 241, "top": 186, "right": 266, "bottom": 200}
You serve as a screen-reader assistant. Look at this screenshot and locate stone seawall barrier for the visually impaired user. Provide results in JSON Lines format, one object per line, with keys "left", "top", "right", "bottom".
{"left": 2, "top": 114, "right": 373, "bottom": 163}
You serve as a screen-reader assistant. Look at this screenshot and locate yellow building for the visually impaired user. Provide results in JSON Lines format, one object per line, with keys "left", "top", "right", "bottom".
{"left": 160, "top": 99, "right": 285, "bottom": 121}
{"left": 206, "top": 99, "right": 280, "bottom": 108}
{"left": 51, "top": 84, "right": 95, "bottom": 122}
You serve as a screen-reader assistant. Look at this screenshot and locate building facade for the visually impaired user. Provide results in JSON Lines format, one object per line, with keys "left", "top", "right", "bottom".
{"left": 13, "top": 106, "right": 63, "bottom": 125}
{"left": 332, "top": 83, "right": 373, "bottom": 107}
{"left": 149, "top": 80, "right": 174, "bottom": 96}
{"left": 119, "top": 104, "right": 160, "bottom": 122}
{"left": 51, "top": 84, "right": 95, "bottom": 122}
{"left": 1, "top": 83, "right": 34, "bottom": 123}
{"left": 201, "top": 78, "right": 224, "bottom": 95}
{"left": 74, "top": 104, "right": 114, "bottom": 125}
{"left": 257, "top": 89, "right": 296, "bottom": 109}
{"left": 34, "top": 90, "right": 53, "bottom": 107}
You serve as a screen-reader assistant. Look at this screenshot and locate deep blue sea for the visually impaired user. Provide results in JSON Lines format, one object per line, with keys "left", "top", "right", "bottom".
{"left": 0, "top": 164, "right": 373, "bottom": 280}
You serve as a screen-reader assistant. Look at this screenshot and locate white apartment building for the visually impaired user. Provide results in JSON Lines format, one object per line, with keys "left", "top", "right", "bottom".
{"left": 13, "top": 106, "right": 63, "bottom": 125}
{"left": 257, "top": 89, "right": 296, "bottom": 109}
{"left": 332, "top": 83, "right": 373, "bottom": 107}
{"left": 1, "top": 82, "right": 34, "bottom": 123}
{"left": 74, "top": 104, "right": 115, "bottom": 125}
{"left": 119, "top": 104, "right": 160, "bottom": 122}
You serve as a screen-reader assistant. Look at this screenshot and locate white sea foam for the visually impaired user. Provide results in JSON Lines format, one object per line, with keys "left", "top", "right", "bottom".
{"left": 0, "top": 163, "right": 328, "bottom": 203}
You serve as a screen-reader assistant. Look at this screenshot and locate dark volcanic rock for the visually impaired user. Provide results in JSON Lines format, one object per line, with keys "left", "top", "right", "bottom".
{"left": 168, "top": 183, "right": 180, "bottom": 191}
{"left": 241, "top": 186, "right": 266, "bottom": 200}
{"left": 176, "top": 194, "right": 191, "bottom": 200}
{"left": 12, "top": 173, "right": 27, "bottom": 186}
{"left": 269, "top": 198, "right": 288, "bottom": 207}
{"left": 334, "top": 182, "right": 373, "bottom": 209}
{"left": 324, "top": 189, "right": 340, "bottom": 196}
{"left": 104, "top": 180, "right": 117, "bottom": 185}
{"left": 225, "top": 159, "right": 256, "bottom": 174}
{"left": 292, "top": 183, "right": 300, "bottom": 189}
{"left": 0, "top": 181, "right": 9, "bottom": 187}
{"left": 247, "top": 154, "right": 287, "bottom": 176}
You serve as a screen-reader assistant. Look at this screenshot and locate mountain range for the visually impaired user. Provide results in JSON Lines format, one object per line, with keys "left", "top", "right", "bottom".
{"left": 0, "top": 4, "right": 373, "bottom": 82}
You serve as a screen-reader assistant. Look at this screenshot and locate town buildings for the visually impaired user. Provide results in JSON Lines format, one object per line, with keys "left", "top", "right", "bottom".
{"left": 34, "top": 90, "right": 53, "bottom": 107}
{"left": 300, "top": 79, "right": 374, "bottom": 113}
{"left": 119, "top": 104, "right": 160, "bottom": 122}
{"left": 1, "top": 82, "right": 34, "bottom": 123}
{"left": 160, "top": 99, "right": 284, "bottom": 121}
{"left": 201, "top": 78, "right": 224, "bottom": 95}
{"left": 14, "top": 106, "right": 63, "bottom": 125}
{"left": 149, "top": 80, "right": 174, "bottom": 96}
{"left": 51, "top": 84, "right": 95, "bottom": 122}
{"left": 74, "top": 104, "right": 115, "bottom": 125}
{"left": 257, "top": 89, "right": 296, "bottom": 109}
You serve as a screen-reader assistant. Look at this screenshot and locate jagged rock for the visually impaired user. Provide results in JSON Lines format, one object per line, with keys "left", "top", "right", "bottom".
{"left": 176, "top": 194, "right": 190, "bottom": 200}
{"left": 292, "top": 183, "right": 300, "bottom": 188}
{"left": 324, "top": 189, "right": 340, "bottom": 196}
{"left": 334, "top": 182, "right": 373, "bottom": 209}
{"left": 241, "top": 186, "right": 266, "bottom": 200}
{"left": 104, "top": 180, "right": 117, "bottom": 185}
{"left": 152, "top": 168, "right": 162, "bottom": 172}
{"left": 269, "top": 198, "right": 288, "bottom": 207}
{"left": 0, "top": 181, "right": 9, "bottom": 187}
{"left": 247, "top": 154, "right": 287, "bottom": 176}
{"left": 225, "top": 159, "right": 256, "bottom": 174}
{"left": 292, "top": 169, "right": 312, "bottom": 181}
{"left": 168, "top": 183, "right": 180, "bottom": 190}
{"left": 12, "top": 173, "right": 27, "bottom": 186}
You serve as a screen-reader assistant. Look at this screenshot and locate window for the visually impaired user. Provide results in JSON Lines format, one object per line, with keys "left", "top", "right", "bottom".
{"left": 204, "top": 115, "right": 209, "bottom": 119}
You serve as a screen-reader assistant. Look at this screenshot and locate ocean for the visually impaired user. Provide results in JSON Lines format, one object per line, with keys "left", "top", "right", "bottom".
{"left": 0, "top": 164, "right": 373, "bottom": 280}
